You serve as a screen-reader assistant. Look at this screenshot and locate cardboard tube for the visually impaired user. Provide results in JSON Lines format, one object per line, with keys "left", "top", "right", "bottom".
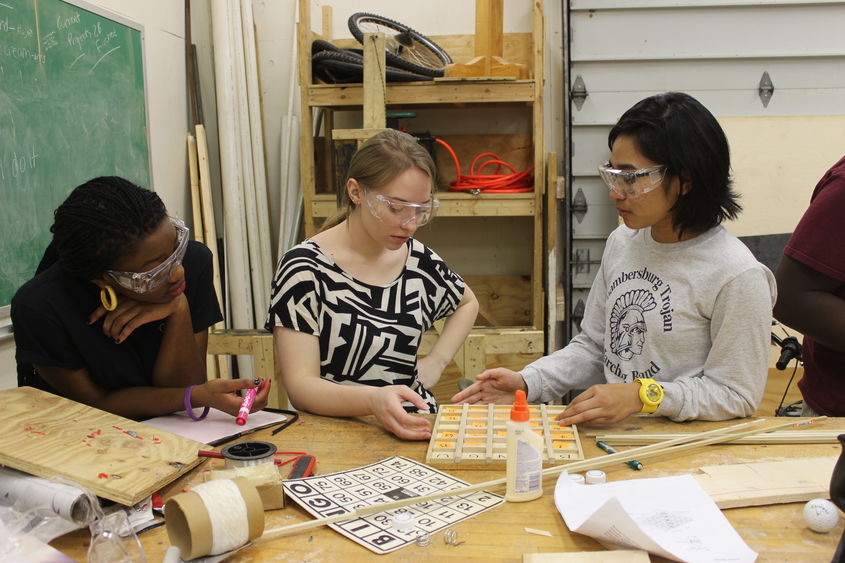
{"left": 165, "top": 490, "right": 213, "bottom": 560}
{"left": 165, "top": 477, "right": 263, "bottom": 559}
{"left": 232, "top": 476, "right": 266, "bottom": 540}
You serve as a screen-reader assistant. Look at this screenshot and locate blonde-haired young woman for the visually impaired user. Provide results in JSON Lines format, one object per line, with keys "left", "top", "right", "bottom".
{"left": 267, "top": 129, "right": 478, "bottom": 440}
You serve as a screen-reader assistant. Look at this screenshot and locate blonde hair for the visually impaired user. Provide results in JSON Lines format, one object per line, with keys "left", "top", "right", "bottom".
{"left": 320, "top": 129, "right": 437, "bottom": 231}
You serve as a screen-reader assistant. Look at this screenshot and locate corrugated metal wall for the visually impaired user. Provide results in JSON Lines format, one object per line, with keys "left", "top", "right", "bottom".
{"left": 564, "top": 0, "right": 845, "bottom": 339}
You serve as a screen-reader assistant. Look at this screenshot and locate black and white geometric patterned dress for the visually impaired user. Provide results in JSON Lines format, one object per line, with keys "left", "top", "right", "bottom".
{"left": 266, "top": 238, "right": 465, "bottom": 411}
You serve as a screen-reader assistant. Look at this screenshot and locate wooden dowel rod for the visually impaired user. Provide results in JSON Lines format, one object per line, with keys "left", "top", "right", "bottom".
{"left": 195, "top": 123, "right": 228, "bottom": 380}
{"left": 187, "top": 134, "right": 204, "bottom": 245}
{"left": 552, "top": 417, "right": 823, "bottom": 475}
{"left": 261, "top": 417, "right": 823, "bottom": 542}
{"left": 362, "top": 32, "right": 386, "bottom": 130}
{"left": 590, "top": 429, "right": 842, "bottom": 446}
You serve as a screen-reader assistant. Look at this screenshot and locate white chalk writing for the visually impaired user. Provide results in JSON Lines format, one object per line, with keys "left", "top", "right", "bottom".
{"left": 65, "top": 21, "right": 103, "bottom": 53}
{"left": 56, "top": 12, "right": 81, "bottom": 31}
{"left": 42, "top": 30, "right": 58, "bottom": 52}
{"left": 1, "top": 43, "right": 44, "bottom": 63}
{"left": 96, "top": 29, "right": 117, "bottom": 52}
{"left": 0, "top": 145, "right": 39, "bottom": 181}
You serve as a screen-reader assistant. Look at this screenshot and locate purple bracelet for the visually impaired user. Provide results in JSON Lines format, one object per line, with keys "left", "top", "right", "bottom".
{"left": 184, "top": 385, "right": 209, "bottom": 421}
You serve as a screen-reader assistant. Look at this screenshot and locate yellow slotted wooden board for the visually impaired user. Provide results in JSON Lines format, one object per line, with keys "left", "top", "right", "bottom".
{"left": 0, "top": 387, "right": 204, "bottom": 505}
{"left": 426, "top": 402, "right": 584, "bottom": 468}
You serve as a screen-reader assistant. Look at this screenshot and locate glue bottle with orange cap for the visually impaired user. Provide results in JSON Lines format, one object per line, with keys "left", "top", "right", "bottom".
{"left": 505, "top": 389, "right": 543, "bottom": 502}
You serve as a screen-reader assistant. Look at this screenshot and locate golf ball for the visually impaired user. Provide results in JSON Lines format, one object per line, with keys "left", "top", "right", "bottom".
{"left": 803, "top": 498, "right": 840, "bottom": 533}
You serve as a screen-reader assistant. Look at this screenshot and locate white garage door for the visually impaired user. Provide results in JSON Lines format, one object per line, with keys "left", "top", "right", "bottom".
{"left": 565, "top": 0, "right": 845, "bottom": 339}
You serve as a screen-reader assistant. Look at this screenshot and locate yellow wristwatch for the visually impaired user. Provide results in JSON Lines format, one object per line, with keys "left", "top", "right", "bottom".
{"left": 635, "top": 378, "right": 664, "bottom": 414}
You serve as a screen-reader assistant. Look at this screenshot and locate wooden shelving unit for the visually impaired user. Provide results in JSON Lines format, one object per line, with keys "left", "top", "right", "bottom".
{"left": 306, "top": 80, "right": 537, "bottom": 106}
{"left": 309, "top": 191, "right": 537, "bottom": 219}
{"left": 296, "top": 1, "right": 547, "bottom": 371}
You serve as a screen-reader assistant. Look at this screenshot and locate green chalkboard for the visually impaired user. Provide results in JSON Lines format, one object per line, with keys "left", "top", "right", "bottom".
{"left": 0, "top": 0, "right": 150, "bottom": 310}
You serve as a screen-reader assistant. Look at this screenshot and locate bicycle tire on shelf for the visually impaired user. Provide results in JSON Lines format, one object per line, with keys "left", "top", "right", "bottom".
{"left": 347, "top": 12, "right": 451, "bottom": 77}
{"left": 312, "top": 50, "right": 431, "bottom": 84}
{"left": 311, "top": 39, "right": 344, "bottom": 56}
{"left": 312, "top": 39, "right": 363, "bottom": 57}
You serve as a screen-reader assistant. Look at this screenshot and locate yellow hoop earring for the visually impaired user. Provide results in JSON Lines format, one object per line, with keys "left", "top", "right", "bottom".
{"left": 100, "top": 285, "right": 118, "bottom": 311}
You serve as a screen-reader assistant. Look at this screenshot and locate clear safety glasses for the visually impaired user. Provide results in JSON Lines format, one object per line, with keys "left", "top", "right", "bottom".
{"left": 365, "top": 193, "right": 440, "bottom": 227}
{"left": 106, "top": 217, "right": 190, "bottom": 294}
{"left": 597, "top": 161, "right": 668, "bottom": 199}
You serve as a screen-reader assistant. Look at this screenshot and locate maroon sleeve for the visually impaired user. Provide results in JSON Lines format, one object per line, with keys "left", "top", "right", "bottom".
{"left": 784, "top": 161, "right": 845, "bottom": 282}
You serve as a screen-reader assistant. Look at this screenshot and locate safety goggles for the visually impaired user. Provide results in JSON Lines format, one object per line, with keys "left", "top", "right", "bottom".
{"left": 597, "top": 161, "right": 668, "bottom": 199}
{"left": 365, "top": 193, "right": 440, "bottom": 227}
{"left": 106, "top": 217, "right": 189, "bottom": 294}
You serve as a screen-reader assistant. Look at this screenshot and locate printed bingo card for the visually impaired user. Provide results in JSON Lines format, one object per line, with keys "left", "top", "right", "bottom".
{"left": 283, "top": 456, "right": 504, "bottom": 554}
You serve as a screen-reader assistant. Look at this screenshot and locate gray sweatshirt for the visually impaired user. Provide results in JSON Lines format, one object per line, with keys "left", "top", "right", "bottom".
{"left": 523, "top": 224, "right": 776, "bottom": 421}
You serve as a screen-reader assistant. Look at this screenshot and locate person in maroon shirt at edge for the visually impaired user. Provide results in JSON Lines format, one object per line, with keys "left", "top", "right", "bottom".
{"left": 773, "top": 154, "right": 845, "bottom": 416}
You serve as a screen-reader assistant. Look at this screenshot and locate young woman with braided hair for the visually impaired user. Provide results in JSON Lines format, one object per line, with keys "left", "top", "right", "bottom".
{"left": 454, "top": 92, "right": 776, "bottom": 425}
{"left": 11, "top": 177, "right": 269, "bottom": 419}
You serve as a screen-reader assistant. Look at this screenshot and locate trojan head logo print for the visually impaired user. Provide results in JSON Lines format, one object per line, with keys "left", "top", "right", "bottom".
{"left": 609, "top": 289, "right": 656, "bottom": 361}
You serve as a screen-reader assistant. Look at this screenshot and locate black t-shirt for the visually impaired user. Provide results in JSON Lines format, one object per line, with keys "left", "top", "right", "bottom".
{"left": 11, "top": 241, "right": 222, "bottom": 393}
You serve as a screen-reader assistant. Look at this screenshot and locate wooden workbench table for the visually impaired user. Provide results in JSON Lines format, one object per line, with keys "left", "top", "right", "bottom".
{"left": 52, "top": 413, "right": 845, "bottom": 561}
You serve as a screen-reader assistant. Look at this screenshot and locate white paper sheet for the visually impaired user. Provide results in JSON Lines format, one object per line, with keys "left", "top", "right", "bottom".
{"left": 141, "top": 408, "right": 287, "bottom": 446}
{"left": 554, "top": 472, "right": 757, "bottom": 563}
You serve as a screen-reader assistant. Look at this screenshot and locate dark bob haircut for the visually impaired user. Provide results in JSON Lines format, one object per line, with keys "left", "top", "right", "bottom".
{"left": 608, "top": 92, "right": 741, "bottom": 237}
{"left": 46, "top": 176, "right": 167, "bottom": 280}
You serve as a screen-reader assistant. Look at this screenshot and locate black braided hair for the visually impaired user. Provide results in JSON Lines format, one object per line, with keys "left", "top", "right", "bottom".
{"left": 45, "top": 177, "right": 167, "bottom": 280}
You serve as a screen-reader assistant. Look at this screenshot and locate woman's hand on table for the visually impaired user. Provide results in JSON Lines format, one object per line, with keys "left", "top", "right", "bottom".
{"left": 368, "top": 385, "right": 432, "bottom": 441}
{"left": 556, "top": 382, "right": 641, "bottom": 426}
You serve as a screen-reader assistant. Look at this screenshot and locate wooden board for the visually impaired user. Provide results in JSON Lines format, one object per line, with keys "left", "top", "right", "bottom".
{"left": 434, "top": 76, "right": 518, "bottom": 82}
{"left": 523, "top": 550, "right": 650, "bottom": 563}
{"left": 425, "top": 403, "right": 583, "bottom": 468}
{"left": 0, "top": 387, "right": 204, "bottom": 506}
{"left": 463, "top": 275, "right": 533, "bottom": 327}
{"left": 693, "top": 456, "right": 837, "bottom": 509}
{"left": 332, "top": 33, "right": 534, "bottom": 74}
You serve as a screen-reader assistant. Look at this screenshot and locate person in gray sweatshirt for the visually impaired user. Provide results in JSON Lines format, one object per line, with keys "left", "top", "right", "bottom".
{"left": 452, "top": 92, "right": 776, "bottom": 426}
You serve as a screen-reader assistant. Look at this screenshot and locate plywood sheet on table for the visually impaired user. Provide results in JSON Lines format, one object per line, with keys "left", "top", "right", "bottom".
{"left": 694, "top": 456, "right": 837, "bottom": 509}
{"left": 523, "top": 550, "right": 650, "bottom": 562}
{"left": 0, "top": 387, "right": 204, "bottom": 506}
